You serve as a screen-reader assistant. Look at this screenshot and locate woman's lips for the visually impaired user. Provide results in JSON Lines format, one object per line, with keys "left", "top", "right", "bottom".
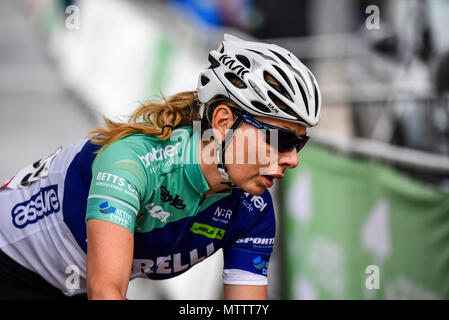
{"left": 261, "top": 175, "right": 274, "bottom": 188}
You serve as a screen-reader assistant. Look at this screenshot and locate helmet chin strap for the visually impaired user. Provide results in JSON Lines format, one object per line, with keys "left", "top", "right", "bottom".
{"left": 215, "top": 114, "right": 244, "bottom": 188}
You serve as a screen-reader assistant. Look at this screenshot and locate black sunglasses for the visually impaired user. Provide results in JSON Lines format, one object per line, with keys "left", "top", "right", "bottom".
{"left": 229, "top": 107, "right": 310, "bottom": 153}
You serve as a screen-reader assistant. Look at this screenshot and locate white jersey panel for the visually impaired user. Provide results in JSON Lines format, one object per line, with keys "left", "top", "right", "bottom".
{"left": 0, "top": 139, "right": 89, "bottom": 295}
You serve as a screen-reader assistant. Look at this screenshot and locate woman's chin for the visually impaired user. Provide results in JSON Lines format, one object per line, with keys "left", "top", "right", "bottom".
{"left": 235, "top": 179, "right": 266, "bottom": 196}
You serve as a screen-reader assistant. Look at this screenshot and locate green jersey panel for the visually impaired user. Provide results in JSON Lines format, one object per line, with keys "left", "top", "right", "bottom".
{"left": 85, "top": 127, "right": 225, "bottom": 234}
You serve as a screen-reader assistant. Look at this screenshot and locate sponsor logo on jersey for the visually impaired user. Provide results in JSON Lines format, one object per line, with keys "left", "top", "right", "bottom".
{"left": 253, "top": 256, "right": 268, "bottom": 275}
{"left": 95, "top": 171, "right": 138, "bottom": 200}
{"left": 212, "top": 207, "right": 233, "bottom": 224}
{"left": 132, "top": 242, "right": 215, "bottom": 276}
{"left": 160, "top": 186, "right": 186, "bottom": 209}
{"left": 236, "top": 237, "right": 275, "bottom": 245}
{"left": 242, "top": 192, "right": 268, "bottom": 212}
{"left": 214, "top": 207, "right": 232, "bottom": 219}
{"left": 145, "top": 203, "right": 171, "bottom": 223}
{"left": 98, "top": 200, "right": 133, "bottom": 227}
{"left": 11, "top": 184, "right": 60, "bottom": 229}
{"left": 190, "top": 222, "right": 226, "bottom": 240}
{"left": 138, "top": 143, "right": 181, "bottom": 168}
{"left": 99, "top": 201, "right": 116, "bottom": 214}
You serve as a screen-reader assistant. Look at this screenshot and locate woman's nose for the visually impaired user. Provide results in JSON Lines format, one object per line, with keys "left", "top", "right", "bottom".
{"left": 278, "top": 149, "right": 298, "bottom": 169}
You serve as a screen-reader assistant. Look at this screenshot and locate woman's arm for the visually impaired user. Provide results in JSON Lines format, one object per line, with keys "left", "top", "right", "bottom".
{"left": 86, "top": 219, "right": 134, "bottom": 300}
{"left": 223, "top": 284, "right": 267, "bottom": 300}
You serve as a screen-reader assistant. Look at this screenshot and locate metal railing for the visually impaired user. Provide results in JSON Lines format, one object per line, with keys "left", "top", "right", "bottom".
{"left": 311, "top": 128, "right": 449, "bottom": 175}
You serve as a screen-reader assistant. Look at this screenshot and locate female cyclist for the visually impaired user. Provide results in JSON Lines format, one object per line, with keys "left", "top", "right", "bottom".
{"left": 0, "top": 34, "right": 321, "bottom": 300}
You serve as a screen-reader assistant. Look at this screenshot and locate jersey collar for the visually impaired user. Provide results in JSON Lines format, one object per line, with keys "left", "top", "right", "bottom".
{"left": 181, "top": 127, "right": 233, "bottom": 198}
{"left": 183, "top": 128, "right": 210, "bottom": 195}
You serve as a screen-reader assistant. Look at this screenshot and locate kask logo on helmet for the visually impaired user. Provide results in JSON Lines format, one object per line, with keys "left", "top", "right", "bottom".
{"left": 218, "top": 54, "right": 249, "bottom": 78}
{"left": 11, "top": 184, "right": 60, "bottom": 229}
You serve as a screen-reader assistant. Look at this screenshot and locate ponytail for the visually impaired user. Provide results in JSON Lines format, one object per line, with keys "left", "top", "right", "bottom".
{"left": 88, "top": 91, "right": 202, "bottom": 152}
{"left": 88, "top": 89, "right": 244, "bottom": 153}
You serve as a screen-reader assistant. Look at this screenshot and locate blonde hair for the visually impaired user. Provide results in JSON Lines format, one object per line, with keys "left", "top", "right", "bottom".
{"left": 88, "top": 90, "right": 240, "bottom": 152}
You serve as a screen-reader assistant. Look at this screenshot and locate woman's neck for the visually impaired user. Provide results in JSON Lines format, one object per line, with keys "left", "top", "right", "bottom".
{"left": 198, "top": 140, "right": 231, "bottom": 196}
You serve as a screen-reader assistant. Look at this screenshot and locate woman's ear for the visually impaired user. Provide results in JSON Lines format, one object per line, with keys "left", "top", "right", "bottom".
{"left": 211, "top": 105, "right": 235, "bottom": 143}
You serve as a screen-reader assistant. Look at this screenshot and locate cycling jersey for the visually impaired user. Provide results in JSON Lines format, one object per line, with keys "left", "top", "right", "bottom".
{"left": 0, "top": 127, "right": 275, "bottom": 296}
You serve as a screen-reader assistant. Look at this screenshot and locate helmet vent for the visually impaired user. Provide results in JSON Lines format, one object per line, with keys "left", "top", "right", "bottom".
{"left": 248, "top": 49, "right": 278, "bottom": 64}
{"left": 201, "top": 75, "right": 210, "bottom": 86}
{"left": 251, "top": 101, "right": 272, "bottom": 113}
{"left": 264, "top": 71, "right": 292, "bottom": 101}
{"left": 236, "top": 54, "right": 251, "bottom": 68}
{"left": 314, "top": 84, "right": 320, "bottom": 118}
{"left": 268, "top": 90, "right": 308, "bottom": 123}
{"left": 296, "top": 78, "right": 310, "bottom": 115}
{"left": 225, "top": 73, "right": 247, "bottom": 89}
{"left": 208, "top": 54, "right": 220, "bottom": 68}
{"left": 267, "top": 91, "right": 287, "bottom": 111}
{"left": 269, "top": 49, "right": 292, "bottom": 68}
{"left": 273, "top": 65, "right": 294, "bottom": 96}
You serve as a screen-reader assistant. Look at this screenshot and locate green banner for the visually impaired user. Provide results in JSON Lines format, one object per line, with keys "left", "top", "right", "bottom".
{"left": 282, "top": 143, "right": 449, "bottom": 299}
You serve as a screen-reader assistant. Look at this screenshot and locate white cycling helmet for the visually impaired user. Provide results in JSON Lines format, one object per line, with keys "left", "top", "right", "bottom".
{"left": 197, "top": 34, "right": 322, "bottom": 127}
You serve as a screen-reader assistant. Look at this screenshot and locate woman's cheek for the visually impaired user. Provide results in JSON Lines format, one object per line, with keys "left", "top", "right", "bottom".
{"left": 233, "top": 128, "right": 257, "bottom": 165}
